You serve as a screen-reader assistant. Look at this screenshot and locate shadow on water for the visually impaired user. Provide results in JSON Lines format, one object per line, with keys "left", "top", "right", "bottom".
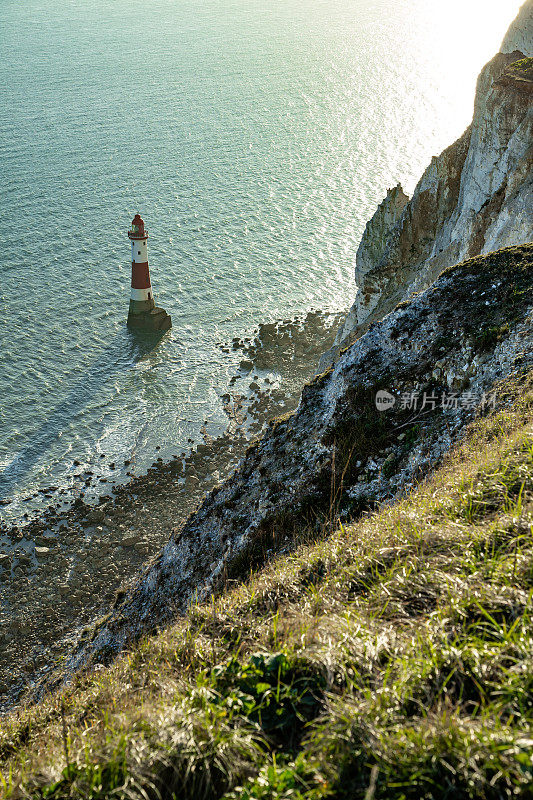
{"left": 0, "top": 327, "right": 171, "bottom": 503}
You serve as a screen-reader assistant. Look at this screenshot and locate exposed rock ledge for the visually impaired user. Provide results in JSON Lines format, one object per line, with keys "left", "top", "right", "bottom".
{"left": 58, "top": 243, "right": 533, "bottom": 683}
{"left": 319, "top": 43, "right": 532, "bottom": 370}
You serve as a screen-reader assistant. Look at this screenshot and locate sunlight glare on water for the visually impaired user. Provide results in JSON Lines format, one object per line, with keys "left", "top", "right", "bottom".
{"left": 0, "top": 0, "right": 523, "bottom": 521}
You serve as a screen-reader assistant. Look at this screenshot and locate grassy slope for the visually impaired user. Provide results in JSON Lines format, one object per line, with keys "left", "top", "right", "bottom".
{"left": 1, "top": 372, "right": 533, "bottom": 800}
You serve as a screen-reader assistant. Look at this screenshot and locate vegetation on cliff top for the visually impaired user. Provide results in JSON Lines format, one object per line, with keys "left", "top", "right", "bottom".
{"left": 508, "top": 57, "right": 533, "bottom": 80}
{"left": 496, "top": 57, "right": 533, "bottom": 89}
{"left": 1, "top": 368, "right": 532, "bottom": 799}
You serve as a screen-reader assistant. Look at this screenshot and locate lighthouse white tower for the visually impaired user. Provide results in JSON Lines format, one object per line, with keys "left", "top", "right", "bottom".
{"left": 127, "top": 214, "right": 171, "bottom": 332}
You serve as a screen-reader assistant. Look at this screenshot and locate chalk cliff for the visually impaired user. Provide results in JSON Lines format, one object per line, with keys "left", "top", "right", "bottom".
{"left": 502, "top": 0, "right": 533, "bottom": 55}
{"left": 320, "top": 7, "right": 532, "bottom": 368}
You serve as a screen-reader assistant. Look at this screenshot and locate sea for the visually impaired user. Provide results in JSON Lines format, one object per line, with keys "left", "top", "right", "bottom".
{"left": 0, "top": 0, "right": 521, "bottom": 525}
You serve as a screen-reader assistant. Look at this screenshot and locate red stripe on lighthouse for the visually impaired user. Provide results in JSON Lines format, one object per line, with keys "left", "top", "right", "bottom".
{"left": 131, "top": 261, "right": 151, "bottom": 289}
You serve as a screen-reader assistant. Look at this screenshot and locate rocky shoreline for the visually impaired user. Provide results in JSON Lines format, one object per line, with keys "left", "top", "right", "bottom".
{"left": 0, "top": 310, "right": 343, "bottom": 713}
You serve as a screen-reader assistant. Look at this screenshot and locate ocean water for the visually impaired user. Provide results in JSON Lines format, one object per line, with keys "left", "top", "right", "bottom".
{"left": 0, "top": 0, "right": 521, "bottom": 523}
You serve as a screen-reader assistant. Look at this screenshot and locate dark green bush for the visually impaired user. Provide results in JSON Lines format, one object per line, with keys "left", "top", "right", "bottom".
{"left": 207, "top": 653, "right": 325, "bottom": 749}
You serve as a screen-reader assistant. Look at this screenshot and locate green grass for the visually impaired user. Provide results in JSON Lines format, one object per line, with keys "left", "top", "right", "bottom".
{"left": 506, "top": 57, "right": 533, "bottom": 82}
{"left": 1, "top": 374, "right": 533, "bottom": 799}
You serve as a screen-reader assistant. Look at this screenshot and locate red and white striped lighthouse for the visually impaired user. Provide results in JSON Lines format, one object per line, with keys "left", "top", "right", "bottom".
{"left": 127, "top": 214, "right": 171, "bottom": 332}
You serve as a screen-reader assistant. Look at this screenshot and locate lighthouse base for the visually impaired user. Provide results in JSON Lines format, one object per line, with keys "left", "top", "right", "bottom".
{"left": 127, "top": 307, "right": 172, "bottom": 332}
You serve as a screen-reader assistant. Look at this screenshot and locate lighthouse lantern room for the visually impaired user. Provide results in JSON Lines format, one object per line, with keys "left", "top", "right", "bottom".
{"left": 126, "top": 214, "right": 172, "bottom": 332}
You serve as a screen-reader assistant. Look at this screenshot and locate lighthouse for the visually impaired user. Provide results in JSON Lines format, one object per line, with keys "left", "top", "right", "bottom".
{"left": 127, "top": 214, "right": 171, "bottom": 332}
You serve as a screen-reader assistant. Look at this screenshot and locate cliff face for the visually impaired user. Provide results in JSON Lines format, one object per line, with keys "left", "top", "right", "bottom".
{"left": 321, "top": 42, "right": 532, "bottom": 368}
{"left": 501, "top": 0, "right": 533, "bottom": 55}
{"left": 64, "top": 244, "right": 533, "bottom": 676}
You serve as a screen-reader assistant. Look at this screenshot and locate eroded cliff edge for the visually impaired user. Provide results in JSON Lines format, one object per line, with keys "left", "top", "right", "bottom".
{"left": 320, "top": 41, "right": 532, "bottom": 369}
